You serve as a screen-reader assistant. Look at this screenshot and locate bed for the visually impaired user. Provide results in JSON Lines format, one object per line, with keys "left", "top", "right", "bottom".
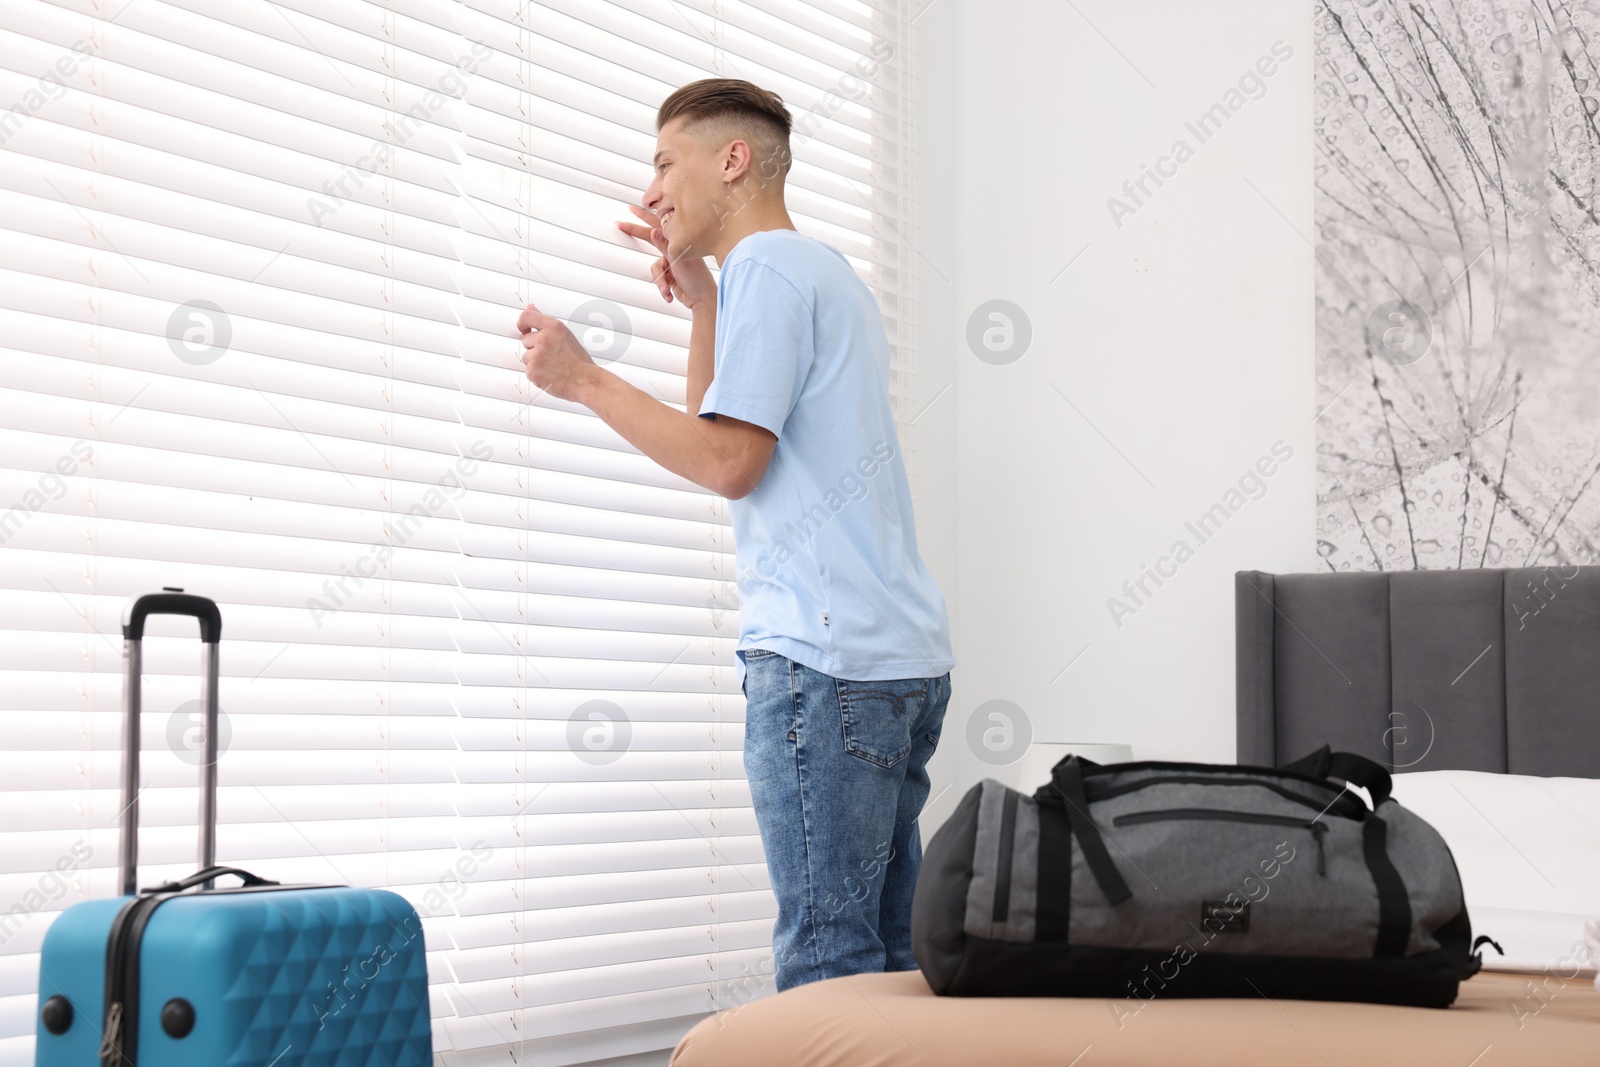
{"left": 668, "top": 967, "right": 1598, "bottom": 1065}
{"left": 669, "top": 566, "right": 1600, "bottom": 1065}
{"left": 1236, "top": 566, "right": 1600, "bottom": 976}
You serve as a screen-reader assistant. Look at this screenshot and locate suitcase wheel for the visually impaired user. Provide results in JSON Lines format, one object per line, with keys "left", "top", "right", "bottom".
{"left": 161, "top": 997, "right": 196, "bottom": 1038}
{"left": 40, "top": 995, "right": 73, "bottom": 1035}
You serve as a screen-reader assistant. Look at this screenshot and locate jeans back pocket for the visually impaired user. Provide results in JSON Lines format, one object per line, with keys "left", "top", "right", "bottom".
{"left": 835, "top": 677, "right": 928, "bottom": 769}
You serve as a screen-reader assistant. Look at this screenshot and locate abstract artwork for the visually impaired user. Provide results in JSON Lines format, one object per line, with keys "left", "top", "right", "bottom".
{"left": 1315, "top": 0, "right": 1600, "bottom": 572}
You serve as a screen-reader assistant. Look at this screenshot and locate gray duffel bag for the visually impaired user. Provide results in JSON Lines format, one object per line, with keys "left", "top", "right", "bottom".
{"left": 910, "top": 745, "right": 1502, "bottom": 1007}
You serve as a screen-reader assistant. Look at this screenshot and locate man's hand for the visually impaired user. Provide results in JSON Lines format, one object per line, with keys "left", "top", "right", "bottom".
{"left": 518, "top": 303, "right": 597, "bottom": 402}
{"left": 617, "top": 204, "right": 717, "bottom": 310}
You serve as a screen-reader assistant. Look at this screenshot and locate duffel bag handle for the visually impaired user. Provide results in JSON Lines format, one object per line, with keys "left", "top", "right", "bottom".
{"left": 1050, "top": 756, "right": 1133, "bottom": 906}
{"left": 140, "top": 865, "right": 279, "bottom": 895}
{"left": 1279, "top": 744, "right": 1393, "bottom": 808}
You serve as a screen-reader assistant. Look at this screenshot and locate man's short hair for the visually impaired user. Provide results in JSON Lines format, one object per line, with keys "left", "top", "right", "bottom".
{"left": 657, "top": 78, "right": 793, "bottom": 181}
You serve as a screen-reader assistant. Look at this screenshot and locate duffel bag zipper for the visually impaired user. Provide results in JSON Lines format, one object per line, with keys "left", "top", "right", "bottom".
{"left": 1112, "top": 808, "right": 1329, "bottom": 875}
{"left": 1086, "top": 776, "right": 1364, "bottom": 820}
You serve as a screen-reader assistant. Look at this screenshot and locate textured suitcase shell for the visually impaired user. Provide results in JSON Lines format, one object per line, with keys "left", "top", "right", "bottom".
{"left": 37, "top": 885, "right": 432, "bottom": 1065}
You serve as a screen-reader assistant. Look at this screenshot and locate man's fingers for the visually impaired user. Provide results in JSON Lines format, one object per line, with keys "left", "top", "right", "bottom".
{"left": 517, "top": 303, "right": 556, "bottom": 334}
{"left": 653, "top": 258, "right": 678, "bottom": 303}
{"left": 623, "top": 205, "right": 678, "bottom": 300}
{"left": 619, "top": 206, "right": 668, "bottom": 252}
{"left": 619, "top": 206, "right": 663, "bottom": 237}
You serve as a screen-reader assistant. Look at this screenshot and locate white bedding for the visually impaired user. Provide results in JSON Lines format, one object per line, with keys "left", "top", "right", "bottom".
{"left": 1387, "top": 769, "right": 1600, "bottom": 977}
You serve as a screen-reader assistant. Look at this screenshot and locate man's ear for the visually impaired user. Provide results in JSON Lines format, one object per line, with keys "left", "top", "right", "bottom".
{"left": 722, "top": 139, "right": 753, "bottom": 185}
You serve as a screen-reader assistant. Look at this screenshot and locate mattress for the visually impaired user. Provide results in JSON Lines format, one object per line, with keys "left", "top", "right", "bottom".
{"left": 1387, "top": 769, "right": 1600, "bottom": 973}
{"left": 669, "top": 967, "right": 1600, "bottom": 1066}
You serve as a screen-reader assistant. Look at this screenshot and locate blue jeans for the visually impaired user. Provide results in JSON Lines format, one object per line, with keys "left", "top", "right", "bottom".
{"left": 738, "top": 648, "right": 952, "bottom": 992}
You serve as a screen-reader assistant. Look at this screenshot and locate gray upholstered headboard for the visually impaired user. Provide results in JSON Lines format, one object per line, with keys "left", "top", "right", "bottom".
{"left": 1235, "top": 567, "right": 1600, "bottom": 779}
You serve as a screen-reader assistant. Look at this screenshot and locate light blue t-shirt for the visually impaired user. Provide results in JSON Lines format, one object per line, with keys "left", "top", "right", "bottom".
{"left": 698, "top": 228, "right": 954, "bottom": 692}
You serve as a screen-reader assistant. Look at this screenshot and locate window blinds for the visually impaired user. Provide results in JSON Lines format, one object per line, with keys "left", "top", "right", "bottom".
{"left": 0, "top": 0, "right": 915, "bottom": 1063}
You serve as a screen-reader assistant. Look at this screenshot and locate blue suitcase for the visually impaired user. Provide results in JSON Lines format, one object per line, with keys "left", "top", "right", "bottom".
{"left": 35, "top": 590, "right": 434, "bottom": 1066}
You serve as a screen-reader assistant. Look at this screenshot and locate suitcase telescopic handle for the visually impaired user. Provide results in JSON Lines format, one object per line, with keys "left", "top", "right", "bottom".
{"left": 117, "top": 589, "right": 224, "bottom": 897}
{"left": 122, "top": 589, "right": 222, "bottom": 643}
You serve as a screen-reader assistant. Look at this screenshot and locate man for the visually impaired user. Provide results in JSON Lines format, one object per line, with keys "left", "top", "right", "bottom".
{"left": 518, "top": 78, "right": 954, "bottom": 993}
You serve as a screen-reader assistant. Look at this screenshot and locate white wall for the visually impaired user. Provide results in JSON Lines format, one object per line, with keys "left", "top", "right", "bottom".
{"left": 908, "top": 0, "right": 1320, "bottom": 833}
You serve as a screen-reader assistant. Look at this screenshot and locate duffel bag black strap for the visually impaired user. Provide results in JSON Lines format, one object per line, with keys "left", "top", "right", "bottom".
{"left": 1051, "top": 756, "right": 1132, "bottom": 906}
{"left": 141, "top": 865, "right": 281, "bottom": 894}
{"left": 1280, "top": 743, "right": 1393, "bottom": 808}
{"left": 1362, "top": 815, "right": 1411, "bottom": 956}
